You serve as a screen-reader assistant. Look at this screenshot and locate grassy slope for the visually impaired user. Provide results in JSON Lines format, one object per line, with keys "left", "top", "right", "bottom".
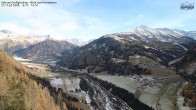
{"left": 129, "top": 55, "right": 176, "bottom": 76}
{"left": 0, "top": 50, "right": 67, "bottom": 110}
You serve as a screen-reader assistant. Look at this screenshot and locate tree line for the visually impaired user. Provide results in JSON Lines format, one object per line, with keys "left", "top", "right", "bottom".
{"left": 80, "top": 75, "right": 154, "bottom": 110}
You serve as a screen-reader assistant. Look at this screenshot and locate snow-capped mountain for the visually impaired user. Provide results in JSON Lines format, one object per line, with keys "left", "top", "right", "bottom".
{"left": 13, "top": 39, "right": 76, "bottom": 63}
{"left": 58, "top": 26, "right": 196, "bottom": 75}
{"left": 0, "top": 30, "right": 50, "bottom": 54}
{"left": 66, "top": 38, "right": 86, "bottom": 46}
{"left": 0, "top": 30, "right": 85, "bottom": 54}
{"left": 126, "top": 25, "right": 196, "bottom": 42}
{"left": 124, "top": 26, "right": 195, "bottom": 52}
{"left": 0, "top": 30, "right": 49, "bottom": 43}
{"left": 86, "top": 39, "right": 96, "bottom": 44}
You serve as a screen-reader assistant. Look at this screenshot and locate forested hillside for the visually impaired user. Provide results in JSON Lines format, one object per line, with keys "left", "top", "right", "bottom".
{"left": 0, "top": 49, "right": 67, "bottom": 110}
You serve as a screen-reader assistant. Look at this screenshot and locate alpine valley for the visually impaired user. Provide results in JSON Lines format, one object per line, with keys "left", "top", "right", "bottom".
{"left": 0, "top": 26, "right": 196, "bottom": 110}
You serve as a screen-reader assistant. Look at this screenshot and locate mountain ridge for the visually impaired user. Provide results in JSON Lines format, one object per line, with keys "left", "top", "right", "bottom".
{"left": 13, "top": 39, "right": 76, "bottom": 63}
{"left": 58, "top": 26, "right": 195, "bottom": 75}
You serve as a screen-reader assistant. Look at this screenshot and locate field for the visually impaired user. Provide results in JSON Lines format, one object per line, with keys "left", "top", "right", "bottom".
{"left": 14, "top": 57, "right": 92, "bottom": 110}
{"left": 129, "top": 55, "right": 176, "bottom": 76}
{"left": 14, "top": 56, "right": 190, "bottom": 110}
{"left": 94, "top": 73, "right": 186, "bottom": 110}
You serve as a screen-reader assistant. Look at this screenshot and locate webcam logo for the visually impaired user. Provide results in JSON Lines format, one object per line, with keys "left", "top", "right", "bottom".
{"left": 180, "top": 2, "right": 194, "bottom": 10}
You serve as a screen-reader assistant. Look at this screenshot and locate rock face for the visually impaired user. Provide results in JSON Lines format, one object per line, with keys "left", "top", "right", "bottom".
{"left": 13, "top": 39, "right": 76, "bottom": 63}
{"left": 58, "top": 26, "right": 195, "bottom": 75}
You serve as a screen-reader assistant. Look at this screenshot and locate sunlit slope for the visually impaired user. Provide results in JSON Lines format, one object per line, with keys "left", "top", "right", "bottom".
{"left": 0, "top": 50, "right": 67, "bottom": 110}
{"left": 129, "top": 55, "right": 176, "bottom": 76}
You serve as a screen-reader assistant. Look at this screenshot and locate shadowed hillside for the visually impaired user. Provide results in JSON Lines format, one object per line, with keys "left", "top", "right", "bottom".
{"left": 13, "top": 39, "right": 76, "bottom": 62}
{"left": 176, "top": 43, "right": 196, "bottom": 82}
{"left": 58, "top": 29, "right": 195, "bottom": 75}
{"left": 176, "top": 43, "right": 196, "bottom": 108}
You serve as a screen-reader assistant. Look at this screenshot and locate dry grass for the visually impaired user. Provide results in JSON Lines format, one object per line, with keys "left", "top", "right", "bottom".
{"left": 0, "top": 49, "right": 67, "bottom": 110}
{"left": 129, "top": 56, "right": 176, "bottom": 76}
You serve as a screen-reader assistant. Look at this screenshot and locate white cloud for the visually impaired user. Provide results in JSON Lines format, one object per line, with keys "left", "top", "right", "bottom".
{"left": 138, "top": 14, "right": 143, "bottom": 18}
{"left": 0, "top": 23, "right": 30, "bottom": 34}
{"left": 1, "top": 0, "right": 196, "bottom": 42}
{"left": 0, "top": 4, "right": 82, "bottom": 39}
{"left": 0, "top": 1, "right": 113, "bottom": 41}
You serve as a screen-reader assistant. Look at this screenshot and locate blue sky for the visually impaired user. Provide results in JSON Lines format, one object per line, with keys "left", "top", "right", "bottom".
{"left": 0, "top": 0, "right": 195, "bottom": 41}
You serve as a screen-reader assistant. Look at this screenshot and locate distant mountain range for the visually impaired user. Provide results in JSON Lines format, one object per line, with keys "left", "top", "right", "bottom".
{"left": 58, "top": 26, "right": 196, "bottom": 75}
{"left": 66, "top": 38, "right": 86, "bottom": 46}
{"left": 13, "top": 39, "right": 76, "bottom": 63}
{"left": 1, "top": 26, "right": 195, "bottom": 109}
{"left": 0, "top": 30, "right": 86, "bottom": 54}
{"left": 0, "top": 26, "right": 195, "bottom": 75}
{"left": 128, "top": 25, "right": 196, "bottom": 41}
{"left": 0, "top": 31, "right": 49, "bottom": 54}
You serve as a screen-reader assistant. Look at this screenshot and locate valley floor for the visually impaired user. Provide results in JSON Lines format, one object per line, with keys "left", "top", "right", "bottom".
{"left": 14, "top": 56, "right": 192, "bottom": 110}
{"left": 94, "top": 73, "right": 191, "bottom": 110}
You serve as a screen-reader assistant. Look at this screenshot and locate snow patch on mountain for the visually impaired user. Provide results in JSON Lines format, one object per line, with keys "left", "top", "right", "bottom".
{"left": 128, "top": 25, "right": 196, "bottom": 42}
{"left": 0, "top": 29, "right": 87, "bottom": 46}
{"left": 104, "top": 34, "right": 124, "bottom": 42}
{"left": 0, "top": 30, "right": 50, "bottom": 44}
{"left": 66, "top": 38, "right": 86, "bottom": 46}
{"left": 174, "top": 43, "right": 188, "bottom": 51}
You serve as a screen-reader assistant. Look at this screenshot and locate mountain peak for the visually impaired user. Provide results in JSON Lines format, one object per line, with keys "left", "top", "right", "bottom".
{"left": 136, "top": 25, "right": 151, "bottom": 29}
{"left": 127, "top": 26, "right": 189, "bottom": 41}
{"left": 129, "top": 25, "right": 154, "bottom": 32}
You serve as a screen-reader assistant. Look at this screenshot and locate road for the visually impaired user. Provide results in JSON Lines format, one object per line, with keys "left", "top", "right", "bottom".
{"left": 84, "top": 77, "right": 132, "bottom": 110}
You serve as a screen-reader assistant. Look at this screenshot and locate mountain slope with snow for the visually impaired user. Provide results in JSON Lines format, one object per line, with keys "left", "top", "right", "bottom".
{"left": 66, "top": 38, "right": 86, "bottom": 46}
{"left": 13, "top": 39, "right": 76, "bottom": 63}
{"left": 0, "top": 30, "right": 85, "bottom": 54}
{"left": 0, "top": 30, "right": 51, "bottom": 54}
{"left": 127, "top": 25, "right": 196, "bottom": 41}
{"left": 176, "top": 43, "right": 196, "bottom": 77}
{"left": 58, "top": 26, "right": 195, "bottom": 75}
